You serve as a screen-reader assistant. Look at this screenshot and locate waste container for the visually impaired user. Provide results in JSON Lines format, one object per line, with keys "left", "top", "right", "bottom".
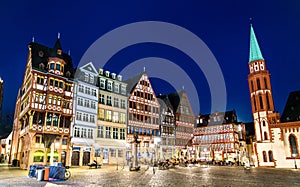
{"left": 28, "top": 165, "right": 37, "bottom": 178}
{"left": 44, "top": 167, "right": 50, "bottom": 181}
{"left": 36, "top": 169, "right": 44, "bottom": 181}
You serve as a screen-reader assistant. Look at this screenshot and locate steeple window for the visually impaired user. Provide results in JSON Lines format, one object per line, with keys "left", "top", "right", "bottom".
{"left": 253, "top": 95, "right": 257, "bottom": 111}
{"left": 250, "top": 81, "right": 254, "bottom": 92}
{"left": 256, "top": 78, "right": 261, "bottom": 90}
{"left": 264, "top": 131, "right": 268, "bottom": 140}
{"left": 266, "top": 93, "right": 270, "bottom": 110}
{"left": 259, "top": 95, "right": 263, "bottom": 109}
{"left": 264, "top": 77, "right": 268, "bottom": 89}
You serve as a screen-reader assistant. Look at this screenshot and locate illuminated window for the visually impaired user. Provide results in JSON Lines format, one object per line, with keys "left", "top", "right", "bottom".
{"left": 289, "top": 135, "right": 299, "bottom": 156}
{"left": 56, "top": 64, "right": 61, "bottom": 71}
{"left": 98, "top": 109, "right": 105, "bottom": 120}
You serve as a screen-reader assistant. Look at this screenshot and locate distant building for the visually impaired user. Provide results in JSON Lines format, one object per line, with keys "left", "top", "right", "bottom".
{"left": 96, "top": 69, "right": 127, "bottom": 165}
{"left": 0, "top": 132, "right": 12, "bottom": 163}
{"left": 125, "top": 72, "right": 160, "bottom": 162}
{"left": 193, "top": 110, "right": 247, "bottom": 164}
{"left": 167, "top": 90, "right": 195, "bottom": 156}
{"left": 10, "top": 38, "right": 75, "bottom": 169}
{"left": 71, "top": 62, "right": 98, "bottom": 166}
{"left": 157, "top": 95, "right": 175, "bottom": 159}
{"left": 248, "top": 24, "right": 300, "bottom": 168}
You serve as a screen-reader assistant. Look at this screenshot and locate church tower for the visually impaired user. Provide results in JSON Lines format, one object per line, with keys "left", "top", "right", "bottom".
{"left": 248, "top": 24, "right": 280, "bottom": 142}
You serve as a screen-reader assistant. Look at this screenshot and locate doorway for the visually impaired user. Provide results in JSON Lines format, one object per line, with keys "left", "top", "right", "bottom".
{"left": 71, "top": 151, "right": 80, "bottom": 166}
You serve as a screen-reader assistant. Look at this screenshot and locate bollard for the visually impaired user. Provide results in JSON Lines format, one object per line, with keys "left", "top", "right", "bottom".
{"left": 44, "top": 167, "right": 50, "bottom": 181}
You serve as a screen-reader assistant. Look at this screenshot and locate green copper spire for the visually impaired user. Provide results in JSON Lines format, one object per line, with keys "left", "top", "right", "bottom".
{"left": 249, "top": 24, "right": 264, "bottom": 63}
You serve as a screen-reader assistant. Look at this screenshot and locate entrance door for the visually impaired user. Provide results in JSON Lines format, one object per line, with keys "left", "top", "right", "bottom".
{"left": 61, "top": 151, "right": 66, "bottom": 166}
{"left": 83, "top": 152, "right": 90, "bottom": 165}
{"left": 71, "top": 151, "right": 80, "bottom": 166}
{"left": 103, "top": 148, "right": 108, "bottom": 164}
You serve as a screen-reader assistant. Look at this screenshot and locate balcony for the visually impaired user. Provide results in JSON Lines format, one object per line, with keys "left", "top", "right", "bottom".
{"left": 30, "top": 124, "right": 70, "bottom": 135}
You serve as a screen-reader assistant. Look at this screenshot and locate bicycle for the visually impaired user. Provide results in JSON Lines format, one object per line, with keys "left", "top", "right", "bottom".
{"left": 64, "top": 169, "right": 71, "bottom": 180}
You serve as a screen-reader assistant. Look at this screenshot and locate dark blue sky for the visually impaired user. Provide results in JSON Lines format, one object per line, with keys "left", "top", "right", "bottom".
{"left": 0, "top": 0, "right": 299, "bottom": 122}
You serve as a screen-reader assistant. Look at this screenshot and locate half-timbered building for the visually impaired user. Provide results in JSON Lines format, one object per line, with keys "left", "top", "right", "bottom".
{"left": 10, "top": 38, "right": 74, "bottom": 169}
{"left": 157, "top": 95, "right": 175, "bottom": 159}
{"left": 193, "top": 110, "right": 247, "bottom": 164}
{"left": 167, "top": 90, "right": 195, "bottom": 156}
{"left": 125, "top": 72, "right": 160, "bottom": 163}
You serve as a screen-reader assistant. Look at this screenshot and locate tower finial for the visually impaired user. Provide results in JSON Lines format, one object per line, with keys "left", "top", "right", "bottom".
{"left": 32, "top": 36, "right": 35, "bottom": 43}
{"left": 143, "top": 66, "right": 146, "bottom": 72}
{"left": 249, "top": 17, "right": 252, "bottom": 23}
{"left": 68, "top": 49, "right": 71, "bottom": 56}
{"left": 182, "top": 85, "right": 185, "bottom": 90}
{"left": 58, "top": 32, "right": 60, "bottom": 39}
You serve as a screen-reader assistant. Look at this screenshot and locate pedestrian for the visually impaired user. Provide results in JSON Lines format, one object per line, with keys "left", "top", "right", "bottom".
{"left": 153, "top": 166, "right": 155, "bottom": 174}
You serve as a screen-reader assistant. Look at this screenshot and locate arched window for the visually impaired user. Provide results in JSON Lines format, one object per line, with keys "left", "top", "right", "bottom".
{"left": 263, "top": 151, "right": 267, "bottom": 162}
{"left": 257, "top": 78, "right": 261, "bottom": 90}
{"left": 264, "top": 131, "right": 268, "bottom": 140}
{"left": 264, "top": 77, "right": 268, "bottom": 89}
{"left": 289, "top": 134, "right": 299, "bottom": 156}
{"left": 259, "top": 95, "right": 264, "bottom": 109}
{"left": 268, "top": 151, "right": 273, "bottom": 162}
{"left": 266, "top": 93, "right": 271, "bottom": 110}
{"left": 33, "top": 150, "right": 44, "bottom": 162}
{"left": 253, "top": 95, "right": 257, "bottom": 111}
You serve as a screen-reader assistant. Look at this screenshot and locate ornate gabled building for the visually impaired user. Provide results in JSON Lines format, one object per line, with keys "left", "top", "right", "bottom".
{"left": 193, "top": 110, "right": 246, "bottom": 164}
{"left": 10, "top": 37, "right": 74, "bottom": 169}
{"left": 248, "top": 24, "right": 300, "bottom": 168}
{"left": 167, "top": 90, "right": 194, "bottom": 151}
{"left": 71, "top": 62, "right": 98, "bottom": 166}
{"left": 157, "top": 95, "right": 175, "bottom": 160}
{"left": 96, "top": 69, "right": 127, "bottom": 165}
{"left": 125, "top": 72, "right": 160, "bottom": 163}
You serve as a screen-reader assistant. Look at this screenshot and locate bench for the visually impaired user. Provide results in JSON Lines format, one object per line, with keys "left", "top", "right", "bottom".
{"left": 88, "top": 163, "right": 102, "bottom": 169}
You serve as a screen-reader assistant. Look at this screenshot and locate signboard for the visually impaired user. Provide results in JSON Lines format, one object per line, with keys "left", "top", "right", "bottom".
{"left": 83, "top": 147, "right": 91, "bottom": 152}
{"left": 72, "top": 147, "right": 80, "bottom": 151}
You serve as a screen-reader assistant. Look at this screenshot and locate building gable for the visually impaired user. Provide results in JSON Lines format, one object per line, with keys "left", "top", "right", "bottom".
{"left": 80, "top": 62, "right": 98, "bottom": 75}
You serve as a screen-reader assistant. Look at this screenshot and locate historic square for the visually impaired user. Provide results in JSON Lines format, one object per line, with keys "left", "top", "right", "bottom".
{"left": 1, "top": 1, "right": 300, "bottom": 186}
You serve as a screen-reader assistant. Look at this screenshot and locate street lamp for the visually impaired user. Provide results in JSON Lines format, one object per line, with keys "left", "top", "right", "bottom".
{"left": 292, "top": 153, "right": 297, "bottom": 169}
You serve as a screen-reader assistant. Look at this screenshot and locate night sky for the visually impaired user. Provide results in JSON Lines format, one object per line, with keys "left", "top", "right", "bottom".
{"left": 0, "top": 1, "right": 299, "bottom": 123}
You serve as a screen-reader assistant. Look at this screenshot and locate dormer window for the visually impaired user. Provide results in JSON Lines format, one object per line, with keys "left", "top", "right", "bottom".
{"left": 48, "top": 61, "right": 64, "bottom": 75}
{"left": 50, "top": 63, "right": 55, "bottom": 70}
{"left": 39, "top": 63, "right": 45, "bottom": 70}
{"left": 66, "top": 71, "right": 71, "bottom": 77}
{"left": 100, "top": 78, "right": 105, "bottom": 89}
{"left": 56, "top": 64, "right": 61, "bottom": 71}
{"left": 107, "top": 81, "right": 112, "bottom": 91}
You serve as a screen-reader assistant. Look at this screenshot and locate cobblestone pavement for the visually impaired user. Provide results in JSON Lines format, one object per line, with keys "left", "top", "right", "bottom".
{"left": 1, "top": 164, "right": 300, "bottom": 187}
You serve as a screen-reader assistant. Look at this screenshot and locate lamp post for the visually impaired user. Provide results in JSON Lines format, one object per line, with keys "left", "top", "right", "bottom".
{"left": 292, "top": 153, "right": 297, "bottom": 169}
